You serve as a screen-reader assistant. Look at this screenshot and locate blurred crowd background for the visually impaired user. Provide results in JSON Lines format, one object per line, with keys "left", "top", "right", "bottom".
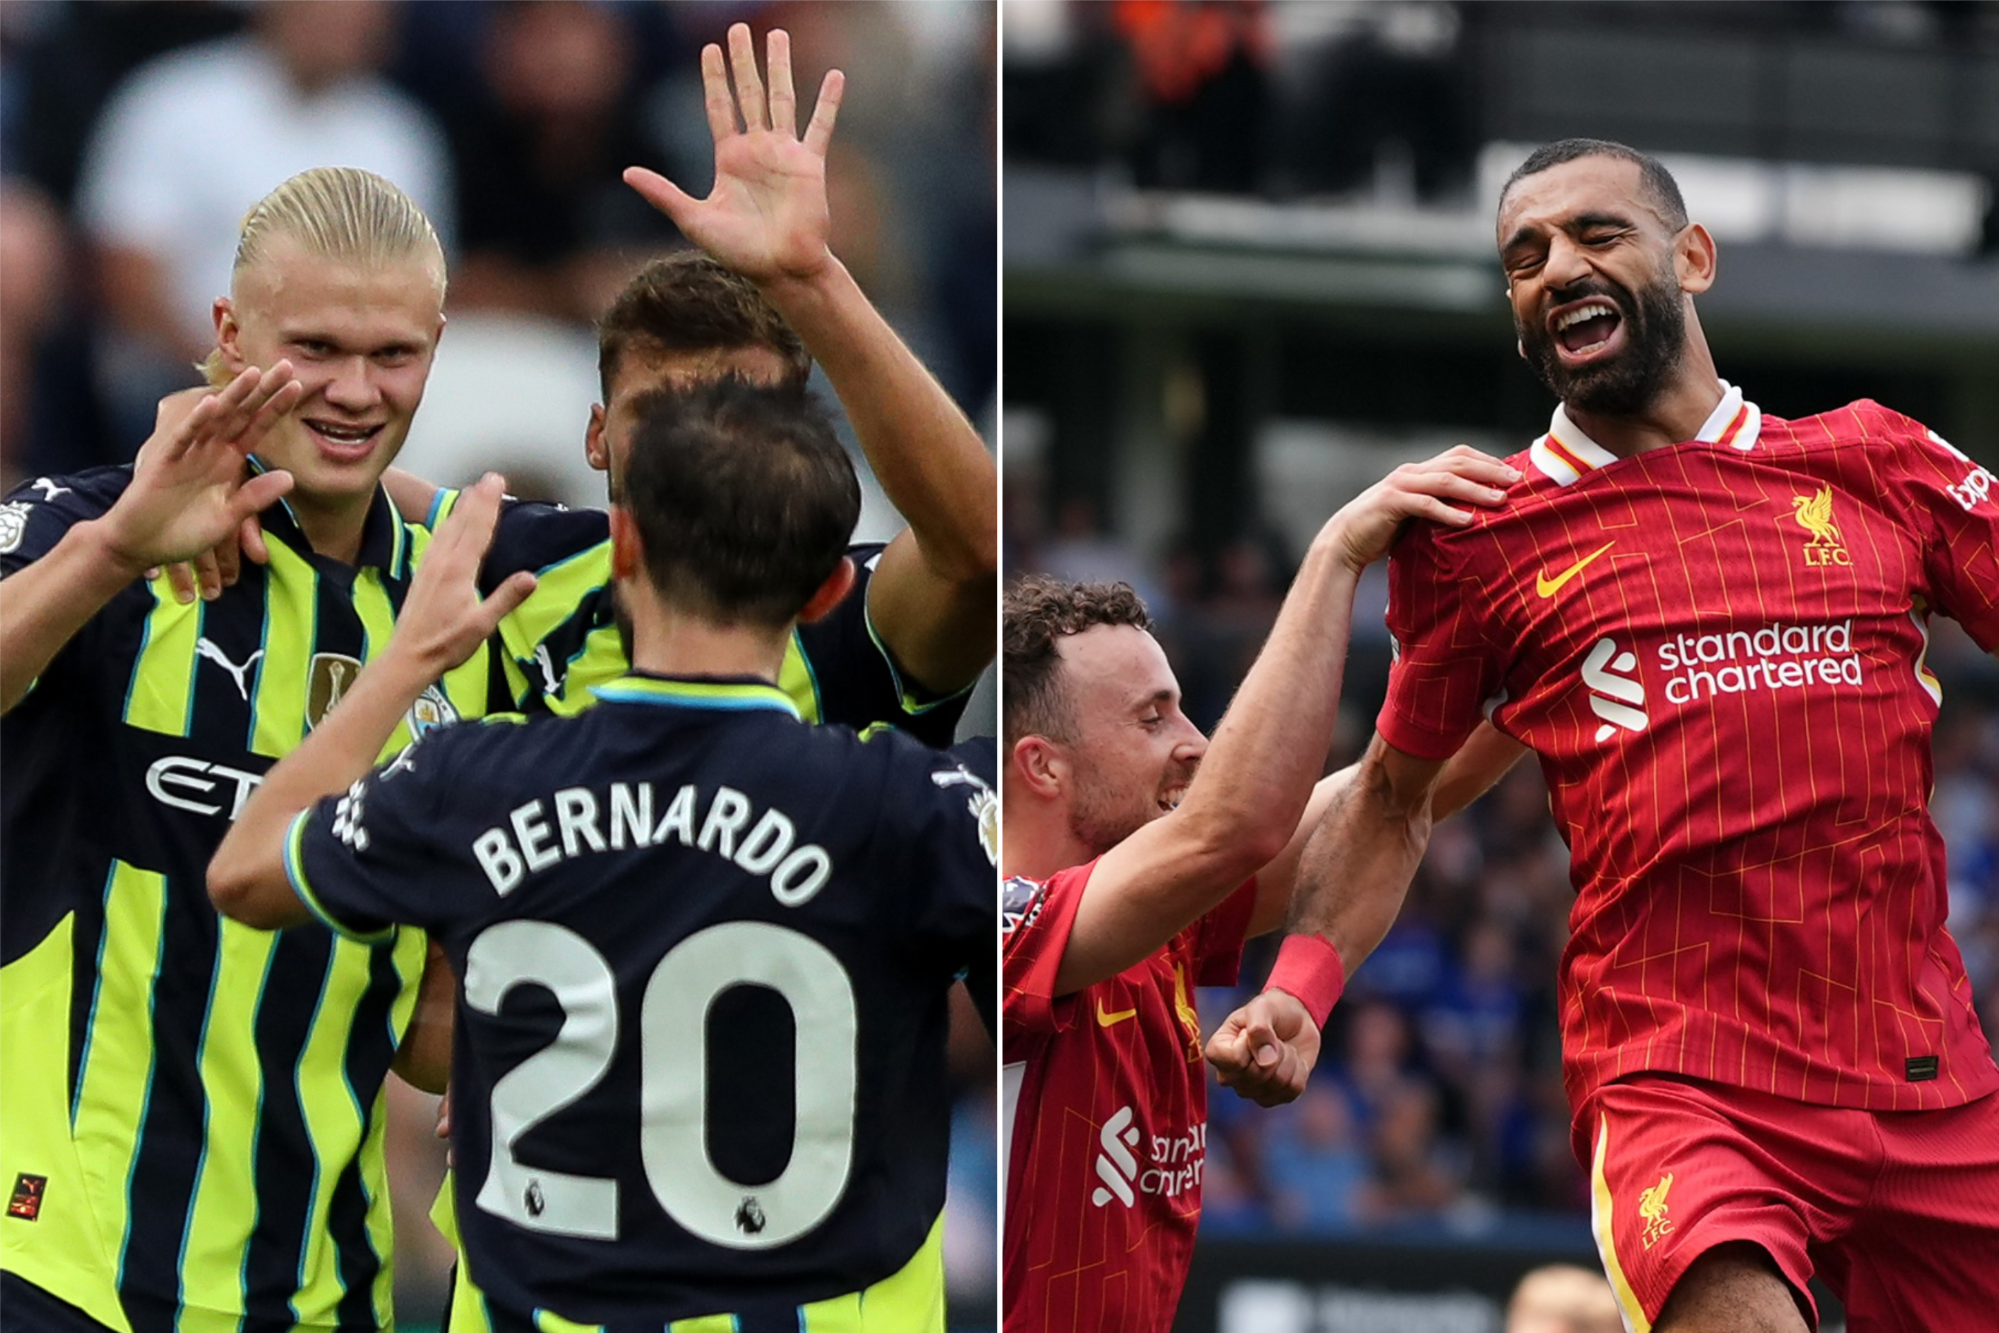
{"left": 1, "top": 1, "right": 995, "bottom": 1327}
{"left": 1002, "top": 2, "right": 1999, "bottom": 1326}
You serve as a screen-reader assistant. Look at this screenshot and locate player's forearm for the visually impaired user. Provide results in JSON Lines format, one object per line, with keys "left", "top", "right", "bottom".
{"left": 209, "top": 649, "right": 437, "bottom": 927}
{"left": 391, "top": 944, "right": 456, "bottom": 1095}
{"left": 1174, "top": 538, "right": 1363, "bottom": 874}
{"left": 758, "top": 260, "right": 998, "bottom": 584}
{"left": 0, "top": 520, "right": 147, "bottom": 714}
{"left": 1284, "top": 745, "right": 1436, "bottom": 972}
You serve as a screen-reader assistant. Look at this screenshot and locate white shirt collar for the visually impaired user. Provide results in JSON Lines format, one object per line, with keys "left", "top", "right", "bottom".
{"left": 1529, "top": 380, "right": 1763, "bottom": 485}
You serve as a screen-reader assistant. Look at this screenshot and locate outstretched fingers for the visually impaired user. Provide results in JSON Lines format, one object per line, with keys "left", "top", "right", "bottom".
{"left": 765, "top": 27, "right": 797, "bottom": 137}
{"left": 700, "top": 42, "right": 736, "bottom": 143}
{"left": 802, "top": 69, "right": 844, "bottom": 158}
{"left": 727, "top": 23, "right": 768, "bottom": 134}
{"left": 232, "top": 468, "right": 294, "bottom": 525}
{"left": 622, "top": 166, "right": 696, "bottom": 226}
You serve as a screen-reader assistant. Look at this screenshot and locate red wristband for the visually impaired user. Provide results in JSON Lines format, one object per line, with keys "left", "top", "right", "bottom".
{"left": 1266, "top": 933, "right": 1346, "bottom": 1030}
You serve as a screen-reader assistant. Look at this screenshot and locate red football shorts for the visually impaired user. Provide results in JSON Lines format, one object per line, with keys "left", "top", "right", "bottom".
{"left": 1581, "top": 1074, "right": 1999, "bottom": 1332}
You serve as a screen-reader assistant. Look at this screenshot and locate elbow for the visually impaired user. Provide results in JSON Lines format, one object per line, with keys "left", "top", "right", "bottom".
{"left": 1179, "top": 808, "right": 1292, "bottom": 886}
{"left": 207, "top": 856, "right": 277, "bottom": 929}
{"left": 206, "top": 857, "right": 252, "bottom": 923}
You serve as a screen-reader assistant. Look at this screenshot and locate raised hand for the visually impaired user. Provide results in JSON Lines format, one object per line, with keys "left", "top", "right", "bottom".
{"left": 1323, "top": 445, "right": 1521, "bottom": 573}
{"left": 622, "top": 23, "right": 844, "bottom": 284}
{"left": 1204, "top": 988, "right": 1323, "bottom": 1108}
{"left": 385, "top": 474, "right": 537, "bottom": 676}
{"left": 100, "top": 366, "right": 302, "bottom": 578}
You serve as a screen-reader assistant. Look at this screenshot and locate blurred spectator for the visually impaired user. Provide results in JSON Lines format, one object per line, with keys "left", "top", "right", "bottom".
{"left": 1354, "top": 1079, "right": 1462, "bottom": 1225}
{"left": 1506, "top": 1263, "right": 1622, "bottom": 1333}
{"left": 439, "top": 0, "right": 684, "bottom": 325}
{"left": 1112, "top": 0, "right": 1273, "bottom": 193}
{"left": 1261, "top": 1083, "right": 1368, "bottom": 1230}
{"left": 0, "top": 183, "right": 68, "bottom": 488}
{"left": 73, "top": 0, "right": 452, "bottom": 448}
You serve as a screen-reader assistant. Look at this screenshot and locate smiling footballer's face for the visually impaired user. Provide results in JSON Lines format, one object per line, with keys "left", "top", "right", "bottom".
{"left": 1052, "top": 624, "right": 1207, "bottom": 857}
{"left": 1498, "top": 154, "right": 1693, "bottom": 418}
{"left": 215, "top": 238, "right": 445, "bottom": 518}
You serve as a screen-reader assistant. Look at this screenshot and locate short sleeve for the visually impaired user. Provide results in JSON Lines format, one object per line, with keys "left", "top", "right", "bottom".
{"left": 1874, "top": 411, "right": 1999, "bottom": 650}
{"left": 797, "top": 544, "right": 973, "bottom": 746}
{"left": 0, "top": 469, "right": 124, "bottom": 577}
{"left": 1191, "top": 879, "right": 1257, "bottom": 987}
{"left": 894, "top": 748, "right": 999, "bottom": 1036}
{"left": 286, "top": 730, "right": 494, "bottom": 940}
{"left": 1002, "top": 861, "right": 1096, "bottom": 1044}
{"left": 1376, "top": 524, "right": 1506, "bottom": 761}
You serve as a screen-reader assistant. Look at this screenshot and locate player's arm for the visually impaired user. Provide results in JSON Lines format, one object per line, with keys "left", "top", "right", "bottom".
{"left": 0, "top": 368, "right": 300, "bottom": 714}
{"left": 1050, "top": 449, "right": 1517, "bottom": 996}
{"left": 391, "top": 943, "right": 456, "bottom": 1095}
{"left": 1241, "top": 723, "right": 1524, "bottom": 939}
{"left": 208, "top": 475, "right": 536, "bottom": 927}
{"left": 1205, "top": 728, "right": 1524, "bottom": 1106}
{"left": 623, "top": 25, "right": 997, "bottom": 697}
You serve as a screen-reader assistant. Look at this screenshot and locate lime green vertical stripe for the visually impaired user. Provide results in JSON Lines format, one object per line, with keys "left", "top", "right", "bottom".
{"left": 533, "top": 1308, "right": 606, "bottom": 1333}
{"left": 175, "top": 922, "right": 276, "bottom": 1316}
{"left": 836, "top": 1212, "right": 944, "bottom": 1333}
{"left": 250, "top": 543, "right": 318, "bottom": 758}
{"left": 666, "top": 1315, "right": 737, "bottom": 1333}
{"left": 359, "top": 928, "right": 430, "bottom": 1323}
{"left": 122, "top": 582, "right": 201, "bottom": 734}
{"left": 493, "top": 543, "right": 612, "bottom": 668}
{"left": 779, "top": 634, "right": 824, "bottom": 724}
{"left": 556, "top": 625, "right": 629, "bottom": 716}
{"left": 289, "top": 928, "right": 424, "bottom": 1326}
{"left": 350, "top": 567, "right": 412, "bottom": 759}
{"left": 69, "top": 862, "right": 167, "bottom": 1282}
{"left": 799, "top": 1293, "right": 862, "bottom": 1333}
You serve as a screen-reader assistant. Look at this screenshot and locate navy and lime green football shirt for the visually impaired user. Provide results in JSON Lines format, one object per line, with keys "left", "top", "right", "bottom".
{"left": 286, "top": 673, "right": 997, "bottom": 1331}
{"left": 0, "top": 466, "right": 499, "bottom": 1333}
{"left": 474, "top": 501, "right": 972, "bottom": 745}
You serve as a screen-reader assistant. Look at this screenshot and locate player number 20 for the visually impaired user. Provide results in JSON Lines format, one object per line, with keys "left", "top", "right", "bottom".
{"left": 463, "top": 919, "right": 859, "bottom": 1249}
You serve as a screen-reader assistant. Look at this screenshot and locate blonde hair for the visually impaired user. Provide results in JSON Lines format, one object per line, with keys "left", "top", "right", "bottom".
{"left": 200, "top": 166, "right": 446, "bottom": 385}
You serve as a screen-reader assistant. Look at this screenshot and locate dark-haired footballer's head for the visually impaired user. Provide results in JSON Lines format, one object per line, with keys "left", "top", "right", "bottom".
{"left": 1002, "top": 576, "right": 1205, "bottom": 857}
{"left": 587, "top": 252, "right": 814, "bottom": 501}
{"left": 1498, "top": 138, "right": 1707, "bottom": 418}
{"left": 617, "top": 379, "right": 860, "bottom": 630}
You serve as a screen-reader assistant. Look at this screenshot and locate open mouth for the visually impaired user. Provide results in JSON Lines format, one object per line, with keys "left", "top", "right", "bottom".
{"left": 304, "top": 419, "right": 384, "bottom": 461}
{"left": 1158, "top": 788, "right": 1186, "bottom": 814}
{"left": 1550, "top": 298, "right": 1625, "bottom": 366}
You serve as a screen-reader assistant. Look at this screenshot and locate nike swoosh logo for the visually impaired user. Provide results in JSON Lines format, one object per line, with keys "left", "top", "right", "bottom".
{"left": 1536, "top": 541, "right": 1616, "bottom": 598}
{"left": 1096, "top": 1000, "right": 1138, "bottom": 1027}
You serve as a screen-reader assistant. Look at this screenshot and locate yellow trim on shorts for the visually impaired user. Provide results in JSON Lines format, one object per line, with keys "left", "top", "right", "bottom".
{"left": 1591, "top": 1115, "right": 1651, "bottom": 1333}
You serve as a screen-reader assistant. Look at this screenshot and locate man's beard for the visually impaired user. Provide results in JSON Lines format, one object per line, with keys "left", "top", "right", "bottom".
{"left": 1519, "top": 266, "right": 1686, "bottom": 418}
{"left": 1066, "top": 780, "right": 1153, "bottom": 859}
{"left": 1066, "top": 755, "right": 1188, "bottom": 858}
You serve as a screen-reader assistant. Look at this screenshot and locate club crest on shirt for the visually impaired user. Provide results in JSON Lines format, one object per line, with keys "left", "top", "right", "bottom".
{"left": 0, "top": 501, "right": 32, "bottom": 555}
{"left": 1789, "top": 485, "right": 1849, "bottom": 566}
{"left": 1638, "top": 1170, "right": 1675, "bottom": 1250}
{"left": 406, "top": 683, "right": 459, "bottom": 738}
{"left": 306, "top": 653, "right": 364, "bottom": 730}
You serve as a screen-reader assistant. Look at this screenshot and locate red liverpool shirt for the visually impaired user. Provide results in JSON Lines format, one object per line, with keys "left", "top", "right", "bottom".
{"left": 1380, "top": 384, "right": 1999, "bottom": 1136}
{"left": 1000, "top": 859, "right": 1256, "bottom": 1333}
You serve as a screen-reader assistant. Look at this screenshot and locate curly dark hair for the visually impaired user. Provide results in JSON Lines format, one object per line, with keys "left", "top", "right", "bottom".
{"left": 597, "top": 251, "right": 812, "bottom": 398}
{"left": 1003, "top": 575, "right": 1153, "bottom": 747}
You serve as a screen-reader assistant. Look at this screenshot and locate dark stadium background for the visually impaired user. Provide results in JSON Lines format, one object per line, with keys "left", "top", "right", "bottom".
{"left": 0, "top": 2, "right": 996, "bottom": 1329}
{"left": 1000, "top": 3, "right": 1999, "bottom": 1331}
